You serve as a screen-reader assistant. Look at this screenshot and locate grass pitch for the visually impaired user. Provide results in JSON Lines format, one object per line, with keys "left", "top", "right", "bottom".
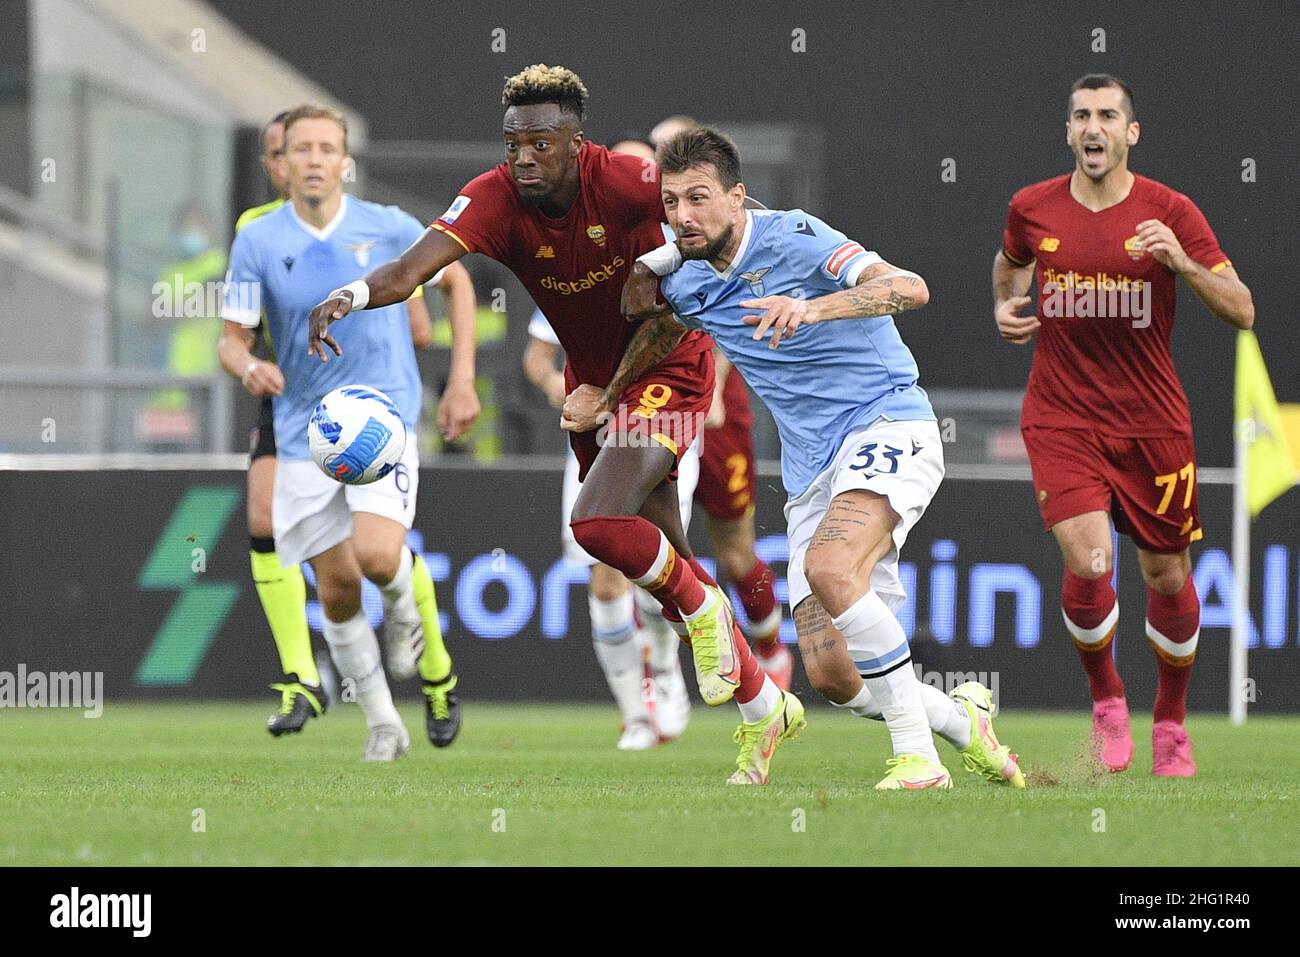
{"left": 2, "top": 702, "right": 1296, "bottom": 866}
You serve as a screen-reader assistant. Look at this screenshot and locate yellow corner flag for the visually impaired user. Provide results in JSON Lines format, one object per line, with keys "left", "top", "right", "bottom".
{"left": 1235, "top": 330, "right": 1298, "bottom": 517}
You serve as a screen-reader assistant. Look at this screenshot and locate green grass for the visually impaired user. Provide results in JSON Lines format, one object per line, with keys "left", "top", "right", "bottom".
{"left": 1, "top": 703, "right": 1296, "bottom": 866}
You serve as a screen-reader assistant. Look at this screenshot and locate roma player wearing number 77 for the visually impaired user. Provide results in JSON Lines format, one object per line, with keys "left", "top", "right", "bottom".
{"left": 992, "top": 74, "right": 1255, "bottom": 776}
{"left": 624, "top": 128, "right": 1026, "bottom": 791}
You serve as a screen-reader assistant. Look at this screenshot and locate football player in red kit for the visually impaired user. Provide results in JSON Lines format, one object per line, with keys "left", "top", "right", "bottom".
{"left": 992, "top": 74, "right": 1255, "bottom": 776}
{"left": 308, "top": 65, "right": 800, "bottom": 783}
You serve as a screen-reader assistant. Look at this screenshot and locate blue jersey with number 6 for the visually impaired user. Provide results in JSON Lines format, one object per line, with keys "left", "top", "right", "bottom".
{"left": 222, "top": 195, "right": 433, "bottom": 461}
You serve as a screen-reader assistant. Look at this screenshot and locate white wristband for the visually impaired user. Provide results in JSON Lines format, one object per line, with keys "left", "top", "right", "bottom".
{"left": 331, "top": 279, "right": 370, "bottom": 311}
{"left": 636, "top": 242, "right": 683, "bottom": 277}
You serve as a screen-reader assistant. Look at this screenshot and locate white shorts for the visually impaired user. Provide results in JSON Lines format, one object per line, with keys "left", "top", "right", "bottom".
{"left": 785, "top": 418, "right": 944, "bottom": 614}
{"left": 560, "top": 434, "right": 701, "bottom": 566}
{"left": 273, "top": 435, "right": 420, "bottom": 567}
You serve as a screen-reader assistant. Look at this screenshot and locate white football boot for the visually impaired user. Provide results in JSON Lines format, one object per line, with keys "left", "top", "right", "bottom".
{"left": 617, "top": 719, "right": 659, "bottom": 751}
{"left": 642, "top": 624, "right": 691, "bottom": 742}
{"left": 362, "top": 723, "right": 410, "bottom": 762}
{"left": 381, "top": 614, "right": 423, "bottom": 681}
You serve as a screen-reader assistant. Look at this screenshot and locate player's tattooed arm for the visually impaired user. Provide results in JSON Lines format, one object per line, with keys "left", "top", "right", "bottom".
{"left": 812, "top": 263, "right": 930, "bottom": 321}
{"left": 602, "top": 312, "right": 688, "bottom": 407}
{"left": 742, "top": 260, "right": 929, "bottom": 349}
{"left": 560, "top": 311, "right": 687, "bottom": 432}
{"left": 308, "top": 229, "right": 467, "bottom": 361}
{"left": 992, "top": 250, "right": 1040, "bottom": 345}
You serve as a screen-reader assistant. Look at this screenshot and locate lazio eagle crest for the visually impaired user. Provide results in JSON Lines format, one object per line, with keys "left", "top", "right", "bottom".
{"left": 738, "top": 266, "right": 772, "bottom": 296}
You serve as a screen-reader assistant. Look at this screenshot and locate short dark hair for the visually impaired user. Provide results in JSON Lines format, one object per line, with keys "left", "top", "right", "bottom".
{"left": 282, "top": 104, "right": 349, "bottom": 152}
{"left": 260, "top": 109, "right": 292, "bottom": 152}
{"left": 501, "top": 64, "right": 588, "bottom": 121}
{"left": 1070, "top": 73, "right": 1136, "bottom": 122}
{"left": 656, "top": 127, "right": 741, "bottom": 190}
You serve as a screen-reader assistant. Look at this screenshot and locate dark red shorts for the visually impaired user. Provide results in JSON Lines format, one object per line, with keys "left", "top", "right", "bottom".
{"left": 1022, "top": 426, "right": 1203, "bottom": 553}
{"left": 696, "top": 417, "right": 757, "bottom": 521}
{"left": 568, "top": 348, "right": 715, "bottom": 483}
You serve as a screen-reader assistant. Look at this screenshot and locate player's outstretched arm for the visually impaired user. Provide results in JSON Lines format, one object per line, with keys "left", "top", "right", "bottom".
{"left": 742, "top": 260, "right": 930, "bottom": 349}
{"left": 434, "top": 261, "right": 482, "bottom": 440}
{"left": 992, "top": 250, "right": 1040, "bottom": 345}
{"left": 307, "top": 228, "right": 467, "bottom": 361}
{"left": 560, "top": 312, "right": 688, "bottom": 432}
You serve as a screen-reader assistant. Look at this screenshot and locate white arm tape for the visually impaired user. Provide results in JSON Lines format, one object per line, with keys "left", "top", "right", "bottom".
{"left": 331, "top": 279, "right": 370, "bottom": 311}
{"left": 636, "top": 242, "right": 683, "bottom": 277}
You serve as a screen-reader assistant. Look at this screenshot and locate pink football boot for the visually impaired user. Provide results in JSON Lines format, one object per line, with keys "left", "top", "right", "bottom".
{"left": 1090, "top": 696, "right": 1134, "bottom": 772}
{"left": 1152, "top": 720, "right": 1197, "bottom": 777}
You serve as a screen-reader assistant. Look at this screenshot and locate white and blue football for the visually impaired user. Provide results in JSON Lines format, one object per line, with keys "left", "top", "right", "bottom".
{"left": 307, "top": 385, "right": 406, "bottom": 485}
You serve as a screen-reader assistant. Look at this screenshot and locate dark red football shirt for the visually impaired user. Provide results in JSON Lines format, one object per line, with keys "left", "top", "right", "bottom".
{"left": 432, "top": 142, "right": 712, "bottom": 388}
{"left": 1003, "top": 173, "right": 1231, "bottom": 437}
{"left": 720, "top": 362, "right": 755, "bottom": 430}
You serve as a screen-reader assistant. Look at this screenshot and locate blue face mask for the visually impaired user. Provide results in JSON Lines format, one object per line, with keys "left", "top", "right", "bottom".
{"left": 177, "top": 229, "right": 209, "bottom": 259}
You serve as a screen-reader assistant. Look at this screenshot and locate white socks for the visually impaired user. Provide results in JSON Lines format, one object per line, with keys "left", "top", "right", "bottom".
{"left": 590, "top": 591, "right": 649, "bottom": 725}
{"left": 634, "top": 587, "right": 681, "bottom": 671}
{"left": 377, "top": 546, "right": 418, "bottom": 623}
{"left": 835, "top": 681, "right": 971, "bottom": 750}
{"left": 737, "top": 675, "right": 782, "bottom": 724}
{"left": 833, "top": 591, "right": 940, "bottom": 763}
{"left": 323, "top": 609, "right": 402, "bottom": 730}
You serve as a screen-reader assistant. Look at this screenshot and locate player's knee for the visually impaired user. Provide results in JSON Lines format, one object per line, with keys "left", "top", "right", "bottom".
{"left": 804, "top": 548, "right": 867, "bottom": 614}
{"left": 718, "top": 542, "right": 755, "bottom": 583}
{"left": 1143, "top": 561, "right": 1190, "bottom": 596}
{"left": 588, "top": 563, "right": 628, "bottom": 601}
{"left": 354, "top": 543, "right": 400, "bottom": 585}
{"left": 316, "top": 573, "right": 362, "bottom": 621}
{"left": 247, "top": 501, "right": 273, "bottom": 540}
{"left": 569, "top": 515, "right": 630, "bottom": 562}
{"left": 1065, "top": 544, "right": 1112, "bottom": 579}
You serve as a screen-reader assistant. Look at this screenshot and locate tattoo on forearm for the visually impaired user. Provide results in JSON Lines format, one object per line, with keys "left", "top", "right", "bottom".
{"left": 840, "top": 282, "right": 913, "bottom": 317}
{"left": 603, "top": 313, "right": 684, "bottom": 400}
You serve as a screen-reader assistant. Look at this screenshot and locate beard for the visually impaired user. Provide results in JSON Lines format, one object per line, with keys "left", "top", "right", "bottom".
{"left": 679, "top": 222, "right": 734, "bottom": 262}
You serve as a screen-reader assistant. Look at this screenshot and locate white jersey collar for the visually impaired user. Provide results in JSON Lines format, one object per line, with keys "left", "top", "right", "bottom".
{"left": 710, "top": 209, "right": 754, "bottom": 280}
{"left": 290, "top": 193, "right": 349, "bottom": 241}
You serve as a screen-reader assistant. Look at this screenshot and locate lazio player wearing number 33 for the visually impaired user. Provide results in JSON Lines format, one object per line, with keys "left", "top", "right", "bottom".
{"left": 632, "top": 128, "right": 1027, "bottom": 791}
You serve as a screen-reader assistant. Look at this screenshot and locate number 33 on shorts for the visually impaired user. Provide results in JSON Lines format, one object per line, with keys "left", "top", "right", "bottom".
{"left": 849, "top": 442, "right": 904, "bottom": 475}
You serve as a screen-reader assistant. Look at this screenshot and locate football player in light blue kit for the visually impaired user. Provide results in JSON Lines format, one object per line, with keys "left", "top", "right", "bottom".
{"left": 219, "top": 105, "right": 471, "bottom": 761}
{"left": 625, "top": 127, "right": 1025, "bottom": 789}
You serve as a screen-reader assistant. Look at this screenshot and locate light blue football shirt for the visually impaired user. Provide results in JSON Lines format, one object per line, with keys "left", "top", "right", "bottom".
{"left": 222, "top": 195, "right": 436, "bottom": 460}
{"left": 658, "top": 208, "right": 934, "bottom": 499}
